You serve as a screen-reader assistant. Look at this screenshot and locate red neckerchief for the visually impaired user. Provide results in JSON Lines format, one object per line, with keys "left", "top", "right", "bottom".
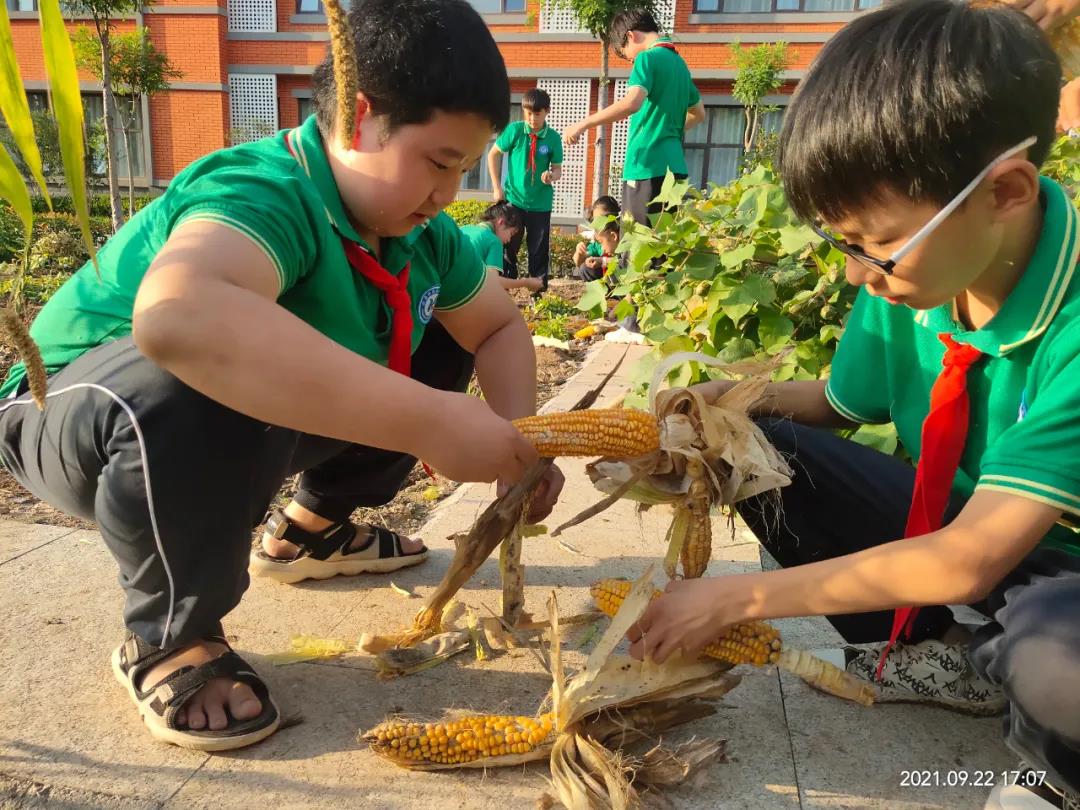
{"left": 527, "top": 125, "right": 545, "bottom": 179}
{"left": 875, "top": 333, "right": 984, "bottom": 679}
{"left": 284, "top": 131, "right": 413, "bottom": 376}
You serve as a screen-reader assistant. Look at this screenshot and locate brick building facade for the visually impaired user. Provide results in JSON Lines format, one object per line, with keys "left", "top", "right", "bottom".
{"left": 7, "top": 0, "right": 879, "bottom": 222}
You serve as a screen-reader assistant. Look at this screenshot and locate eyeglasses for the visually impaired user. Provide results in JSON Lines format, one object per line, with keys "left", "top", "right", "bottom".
{"left": 811, "top": 136, "right": 1038, "bottom": 276}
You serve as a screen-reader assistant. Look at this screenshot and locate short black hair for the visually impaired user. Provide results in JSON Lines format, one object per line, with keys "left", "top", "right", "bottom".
{"left": 481, "top": 200, "right": 522, "bottom": 231}
{"left": 522, "top": 88, "right": 551, "bottom": 112}
{"left": 777, "top": 0, "right": 1061, "bottom": 224}
{"left": 312, "top": 0, "right": 510, "bottom": 140}
{"left": 610, "top": 9, "right": 659, "bottom": 56}
{"left": 590, "top": 195, "right": 621, "bottom": 216}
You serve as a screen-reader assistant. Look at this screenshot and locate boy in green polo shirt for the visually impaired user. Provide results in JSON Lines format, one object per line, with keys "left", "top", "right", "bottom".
{"left": 488, "top": 88, "right": 563, "bottom": 290}
{"left": 626, "top": 2, "right": 1080, "bottom": 804}
{"left": 0, "top": 0, "right": 565, "bottom": 753}
{"left": 563, "top": 10, "right": 704, "bottom": 226}
{"left": 460, "top": 201, "right": 543, "bottom": 292}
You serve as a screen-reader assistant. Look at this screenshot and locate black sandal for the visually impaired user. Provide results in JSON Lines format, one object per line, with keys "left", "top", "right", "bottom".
{"left": 111, "top": 629, "right": 281, "bottom": 751}
{"left": 249, "top": 510, "right": 428, "bottom": 584}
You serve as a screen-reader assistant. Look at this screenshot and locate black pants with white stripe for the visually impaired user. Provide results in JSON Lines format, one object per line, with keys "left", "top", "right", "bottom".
{"left": 738, "top": 419, "right": 1080, "bottom": 791}
{"left": 0, "top": 325, "right": 472, "bottom": 650}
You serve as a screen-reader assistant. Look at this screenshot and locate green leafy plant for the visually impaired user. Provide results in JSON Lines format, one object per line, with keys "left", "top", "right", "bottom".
{"left": 444, "top": 199, "right": 489, "bottom": 226}
{"left": 549, "top": 231, "right": 580, "bottom": 278}
{"left": 610, "top": 169, "right": 855, "bottom": 393}
{"left": 730, "top": 43, "right": 789, "bottom": 155}
{"left": 1043, "top": 133, "right": 1079, "bottom": 207}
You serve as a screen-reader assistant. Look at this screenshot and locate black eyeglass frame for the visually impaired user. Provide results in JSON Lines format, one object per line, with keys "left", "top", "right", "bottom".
{"left": 810, "top": 223, "right": 895, "bottom": 276}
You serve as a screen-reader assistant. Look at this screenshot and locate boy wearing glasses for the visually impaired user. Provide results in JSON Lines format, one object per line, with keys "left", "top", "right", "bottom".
{"left": 562, "top": 10, "right": 705, "bottom": 226}
{"left": 628, "top": 1, "right": 1080, "bottom": 805}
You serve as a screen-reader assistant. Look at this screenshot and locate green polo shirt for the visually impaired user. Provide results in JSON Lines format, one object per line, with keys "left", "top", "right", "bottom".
{"left": 460, "top": 222, "right": 503, "bottom": 270}
{"left": 825, "top": 177, "right": 1080, "bottom": 555}
{"left": 624, "top": 37, "right": 700, "bottom": 182}
{"left": 494, "top": 122, "right": 562, "bottom": 213}
{"left": 0, "top": 115, "right": 486, "bottom": 398}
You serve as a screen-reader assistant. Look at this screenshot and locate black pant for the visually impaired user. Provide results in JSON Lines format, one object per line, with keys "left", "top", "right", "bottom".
{"left": 0, "top": 324, "right": 473, "bottom": 650}
{"left": 622, "top": 174, "right": 687, "bottom": 226}
{"left": 503, "top": 205, "right": 551, "bottom": 288}
{"left": 738, "top": 419, "right": 1080, "bottom": 790}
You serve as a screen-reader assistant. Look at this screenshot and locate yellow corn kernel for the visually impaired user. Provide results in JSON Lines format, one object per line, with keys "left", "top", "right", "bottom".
{"left": 367, "top": 713, "right": 557, "bottom": 766}
{"left": 680, "top": 495, "right": 712, "bottom": 579}
{"left": 589, "top": 578, "right": 783, "bottom": 666}
{"left": 512, "top": 408, "right": 661, "bottom": 459}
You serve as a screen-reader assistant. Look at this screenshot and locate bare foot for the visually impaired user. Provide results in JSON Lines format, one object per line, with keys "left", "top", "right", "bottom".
{"left": 260, "top": 502, "right": 424, "bottom": 559}
{"left": 139, "top": 639, "right": 262, "bottom": 730}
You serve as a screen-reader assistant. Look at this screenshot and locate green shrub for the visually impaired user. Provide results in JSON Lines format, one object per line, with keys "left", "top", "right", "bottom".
{"left": 549, "top": 231, "right": 580, "bottom": 278}
{"left": 1043, "top": 134, "right": 1079, "bottom": 207}
{"left": 30, "top": 193, "right": 157, "bottom": 217}
{"left": 444, "top": 199, "right": 489, "bottom": 226}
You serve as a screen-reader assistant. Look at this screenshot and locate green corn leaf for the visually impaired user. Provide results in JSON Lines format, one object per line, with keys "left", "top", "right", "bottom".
{"left": 0, "top": 142, "right": 33, "bottom": 250}
{"left": 38, "top": 0, "right": 96, "bottom": 270}
{"left": 0, "top": 3, "right": 50, "bottom": 205}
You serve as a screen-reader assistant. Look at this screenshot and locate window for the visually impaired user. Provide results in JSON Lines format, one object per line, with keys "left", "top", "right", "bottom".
{"left": 683, "top": 105, "right": 784, "bottom": 188}
{"left": 82, "top": 93, "right": 146, "bottom": 180}
{"left": 693, "top": 0, "right": 880, "bottom": 10}
{"left": 298, "top": 97, "right": 314, "bottom": 122}
{"left": 460, "top": 103, "right": 522, "bottom": 193}
{"left": 295, "top": 0, "right": 349, "bottom": 12}
{"left": 5, "top": 0, "right": 37, "bottom": 10}
{"left": 468, "top": 0, "right": 527, "bottom": 12}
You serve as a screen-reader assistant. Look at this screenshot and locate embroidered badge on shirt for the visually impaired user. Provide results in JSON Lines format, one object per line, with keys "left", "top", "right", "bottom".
{"left": 418, "top": 285, "right": 440, "bottom": 324}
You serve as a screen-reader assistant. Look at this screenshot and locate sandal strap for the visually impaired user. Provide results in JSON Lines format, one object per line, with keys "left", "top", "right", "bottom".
{"left": 147, "top": 651, "right": 268, "bottom": 724}
{"left": 119, "top": 623, "right": 227, "bottom": 682}
{"left": 263, "top": 509, "right": 355, "bottom": 561}
{"left": 369, "top": 524, "right": 403, "bottom": 559}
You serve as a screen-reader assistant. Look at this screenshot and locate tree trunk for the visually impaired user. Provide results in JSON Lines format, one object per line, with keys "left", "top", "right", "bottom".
{"left": 744, "top": 105, "right": 754, "bottom": 152}
{"left": 591, "top": 41, "right": 610, "bottom": 203}
{"left": 98, "top": 30, "right": 125, "bottom": 232}
{"left": 120, "top": 98, "right": 136, "bottom": 216}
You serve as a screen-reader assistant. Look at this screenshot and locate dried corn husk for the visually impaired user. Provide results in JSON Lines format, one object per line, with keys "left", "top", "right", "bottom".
{"left": 363, "top": 568, "right": 739, "bottom": 809}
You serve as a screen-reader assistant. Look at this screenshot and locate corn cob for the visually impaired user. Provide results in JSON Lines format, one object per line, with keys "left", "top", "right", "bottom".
{"left": 366, "top": 712, "right": 556, "bottom": 766}
{"left": 573, "top": 324, "right": 598, "bottom": 340}
{"left": 680, "top": 470, "right": 712, "bottom": 579}
{"left": 324, "top": 0, "right": 359, "bottom": 149}
{"left": 590, "top": 578, "right": 875, "bottom": 705}
{"left": 512, "top": 408, "right": 661, "bottom": 459}
{"left": 590, "top": 578, "right": 780, "bottom": 666}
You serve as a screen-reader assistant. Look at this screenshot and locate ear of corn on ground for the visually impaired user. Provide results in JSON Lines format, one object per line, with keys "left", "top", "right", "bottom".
{"left": 513, "top": 408, "right": 661, "bottom": 459}
{"left": 366, "top": 713, "right": 556, "bottom": 766}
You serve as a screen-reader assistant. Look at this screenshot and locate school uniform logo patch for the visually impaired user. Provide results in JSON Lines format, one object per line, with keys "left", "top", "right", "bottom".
{"left": 538, "top": 145, "right": 550, "bottom": 155}
{"left": 418, "top": 285, "right": 440, "bottom": 324}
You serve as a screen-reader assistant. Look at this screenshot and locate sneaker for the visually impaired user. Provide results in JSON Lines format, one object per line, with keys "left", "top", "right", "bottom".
{"left": 984, "top": 769, "right": 1080, "bottom": 810}
{"left": 843, "top": 638, "right": 1006, "bottom": 715}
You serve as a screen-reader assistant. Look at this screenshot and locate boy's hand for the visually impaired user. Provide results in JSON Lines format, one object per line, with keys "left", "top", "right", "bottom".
{"left": 492, "top": 185, "right": 504, "bottom": 202}
{"left": 524, "top": 277, "right": 544, "bottom": 292}
{"left": 423, "top": 392, "right": 539, "bottom": 484}
{"left": 541, "top": 170, "right": 554, "bottom": 184}
{"left": 563, "top": 123, "right": 585, "bottom": 146}
{"left": 572, "top": 243, "right": 588, "bottom": 265}
{"left": 584, "top": 257, "right": 603, "bottom": 270}
{"left": 627, "top": 577, "right": 737, "bottom": 664}
{"left": 1008, "top": 0, "right": 1080, "bottom": 29}
{"left": 497, "top": 463, "right": 566, "bottom": 523}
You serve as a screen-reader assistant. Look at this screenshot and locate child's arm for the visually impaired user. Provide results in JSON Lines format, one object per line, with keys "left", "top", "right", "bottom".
{"left": 434, "top": 272, "right": 537, "bottom": 421}
{"left": 686, "top": 101, "right": 706, "bottom": 131}
{"left": 541, "top": 165, "right": 563, "bottom": 185}
{"left": 492, "top": 269, "right": 542, "bottom": 292}
{"left": 572, "top": 242, "right": 588, "bottom": 266}
{"left": 693, "top": 378, "right": 856, "bottom": 428}
{"left": 133, "top": 221, "right": 537, "bottom": 485}
{"left": 488, "top": 144, "right": 505, "bottom": 201}
{"left": 630, "top": 490, "right": 1063, "bottom": 662}
{"left": 564, "top": 87, "right": 646, "bottom": 145}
